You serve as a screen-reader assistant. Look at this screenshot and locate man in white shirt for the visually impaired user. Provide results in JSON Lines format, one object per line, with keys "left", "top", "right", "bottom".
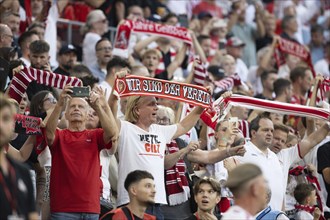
{"left": 222, "top": 163, "right": 267, "bottom": 220}
{"left": 236, "top": 114, "right": 284, "bottom": 211}
{"left": 314, "top": 42, "right": 330, "bottom": 78}
{"left": 115, "top": 91, "right": 214, "bottom": 219}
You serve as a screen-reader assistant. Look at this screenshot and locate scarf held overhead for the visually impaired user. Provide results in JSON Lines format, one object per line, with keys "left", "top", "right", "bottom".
{"left": 274, "top": 37, "right": 315, "bottom": 77}
{"left": 113, "top": 19, "right": 192, "bottom": 58}
{"left": 114, "top": 75, "right": 212, "bottom": 108}
{"left": 200, "top": 94, "right": 330, "bottom": 129}
{"left": 8, "top": 66, "right": 82, "bottom": 103}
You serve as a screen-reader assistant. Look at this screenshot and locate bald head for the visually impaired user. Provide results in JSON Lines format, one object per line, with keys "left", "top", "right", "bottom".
{"left": 0, "top": 23, "right": 13, "bottom": 47}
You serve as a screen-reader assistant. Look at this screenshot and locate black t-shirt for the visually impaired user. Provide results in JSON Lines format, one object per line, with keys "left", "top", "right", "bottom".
{"left": 53, "top": 66, "right": 70, "bottom": 76}
{"left": 10, "top": 134, "right": 38, "bottom": 167}
{"left": 256, "top": 34, "right": 273, "bottom": 51}
{"left": 184, "top": 213, "right": 221, "bottom": 220}
{"left": 317, "top": 141, "right": 330, "bottom": 207}
{"left": 0, "top": 156, "right": 36, "bottom": 219}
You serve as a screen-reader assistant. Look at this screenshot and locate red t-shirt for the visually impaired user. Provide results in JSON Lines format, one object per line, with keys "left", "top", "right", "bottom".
{"left": 49, "top": 128, "right": 112, "bottom": 213}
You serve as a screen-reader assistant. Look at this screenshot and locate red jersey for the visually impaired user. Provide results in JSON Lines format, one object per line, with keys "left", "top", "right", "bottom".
{"left": 49, "top": 128, "right": 112, "bottom": 213}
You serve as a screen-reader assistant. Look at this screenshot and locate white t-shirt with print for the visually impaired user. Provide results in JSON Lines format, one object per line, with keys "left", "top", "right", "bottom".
{"left": 117, "top": 121, "right": 177, "bottom": 206}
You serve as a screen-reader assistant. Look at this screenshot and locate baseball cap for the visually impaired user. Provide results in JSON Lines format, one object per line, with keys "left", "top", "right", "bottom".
{"left": 198, "top": 11, "right": 213, "bottom": 20}
{"left": 59, "top": 44, "right": 77, "bottom": 55}
{"left": 211, "top": 19, "right": 227, "bottom": 29}
{"left": 207, "top": 65, "right": 225, "bottom": 79}
{"left": 226, "top": 36, "right": 245, "bottom": 47}
{"left": 225, "top": 163, "right": 262, "bottom": 189}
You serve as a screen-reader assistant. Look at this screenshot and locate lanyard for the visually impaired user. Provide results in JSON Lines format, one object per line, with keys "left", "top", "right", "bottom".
{"left": 0, "top": 162, "right": 17, "bottom": 214}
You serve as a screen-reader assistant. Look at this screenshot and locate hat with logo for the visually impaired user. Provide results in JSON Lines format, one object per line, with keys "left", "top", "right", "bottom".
{"left": 59, "top": 44, "right": 77, "bottom": 55}
{"left": 226, "top": 36, "right": 245, "bottom": 47}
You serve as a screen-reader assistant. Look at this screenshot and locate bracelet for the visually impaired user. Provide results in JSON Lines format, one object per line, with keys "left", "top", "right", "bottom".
{"left": 226, "top": 147, "right": 232, "bottom": 157}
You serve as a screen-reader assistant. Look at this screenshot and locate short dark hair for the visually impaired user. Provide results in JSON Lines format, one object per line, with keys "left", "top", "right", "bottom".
{"left": 29, "top": 40, "right": 50, "bottom": 54}
{"left": 249, "top": 113, "right": 271, "bottom": 137}
{"left": 294, "top": 183, "right": 315, "bottom": 204}
{"left": 260, "top": 70, "right": 277, "bottom": 83}
{"left": 124, "top": 170, "right": 154, "bottom": 191}
{"left": 197, "top": 35, "right": 211, "bottom": 44}
{"left": 95, "top": 38, "right": 111, "bottom": 51}
{"left": 281, "top": 15, "right": 295, "bottom": 30}
{"left": 106, "top": 56, "right": 131, "bottom": 75}
{"left": 161, "top": 13, "right": 178, "bottom": 23}
{"left": 193, "top": 177, "right": 221, "bottom": 196}
{"left": 79, "top": 75, "right": 99, "bottom": 88}
{"left": 273, "top": 78, "right": 291, "bottom": 97}
{"left": 311, "top": 24, "right": 323, "bottom": 34}
{"left": 18, "top": 31, "right": 38, "bottom": 48}
{"left": 71, "top": 64, "right": 93, "bottom": 77}
{"left": 290, "top": 66, "right": 309, "bottom": 83}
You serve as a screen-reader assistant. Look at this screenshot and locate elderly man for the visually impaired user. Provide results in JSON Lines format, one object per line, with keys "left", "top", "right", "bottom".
{"left": 0, "top": 24, "right": 13, "bottom": 47}
{"left": 45, "top": 85, "right": 118, "bottom": 219}
{"left": 222, "top": 163, "right": 268, "bottom": 219}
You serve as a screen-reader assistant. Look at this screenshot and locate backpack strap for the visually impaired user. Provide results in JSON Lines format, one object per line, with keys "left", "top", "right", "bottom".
{"left": 122, "top": 207, "right": 134, "bottom": 220}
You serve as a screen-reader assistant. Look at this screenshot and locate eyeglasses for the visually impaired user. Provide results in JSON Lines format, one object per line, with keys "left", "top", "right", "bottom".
{"left": 96, "top": 46, "right": 112, "bottom": 52}
{"left": 43, "top": 97, "right": 57, "bottom": 104}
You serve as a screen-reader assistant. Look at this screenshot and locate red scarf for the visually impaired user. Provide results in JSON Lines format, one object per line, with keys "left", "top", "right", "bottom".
{"left": 274, "top": 37, "right": 315, "bottom": 77}
{"left": 114, "top": 75, "right": 212, "bottom": 108}
{"left": 113, "top": 19, "right": 192, "bottom": 58}
{"left": 8, "top": 66, "right": 82, "bottom": 103}
{"left": 165, "top": 140, "right": 190, "bottom": 205}
{"left": 213, "top": 74, "right": 242, "bottom": 92}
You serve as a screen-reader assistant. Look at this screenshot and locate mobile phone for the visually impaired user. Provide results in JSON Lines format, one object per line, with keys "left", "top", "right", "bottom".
{"left": 178, "top": 14, "right": 189, "bottom": 28}
{"left": 71, "top": 87, "right": 90, "bottom": 97}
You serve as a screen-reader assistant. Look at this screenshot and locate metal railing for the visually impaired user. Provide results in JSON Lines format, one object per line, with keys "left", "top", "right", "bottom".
{"left": 57, "top": 18, "right": 117, "bottom": 44}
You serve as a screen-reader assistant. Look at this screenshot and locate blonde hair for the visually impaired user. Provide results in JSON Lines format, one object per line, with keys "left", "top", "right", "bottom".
{"left": 125, "top": 96, "right": 142, "bottom": 123}
{"left": 157, "top": 105, "right": 175, "bottom": 125}
{"left": 142, "top": 49, "right": 162, "bottom": 61}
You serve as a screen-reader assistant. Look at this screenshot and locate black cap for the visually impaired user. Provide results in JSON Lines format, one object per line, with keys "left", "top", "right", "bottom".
{"left": 198, "top": 11, "right": 213, "bottom": 20}
{"left": 59, "top": 44, "right": 77, "bottom": 55}
{"left": 207, "top": 65, "right": 225, "bottom": 79}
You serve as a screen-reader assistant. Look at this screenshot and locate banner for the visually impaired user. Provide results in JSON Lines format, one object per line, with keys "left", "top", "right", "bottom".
{"left": 14, "top": 114, "right": 42, "bottom": 135}
{"left": 274, "top": 37, "right": 315, "bottom": 77}
{"left": 200, "top": 94, "right": 330, "bottom": 129}
{"left": 113, "top": 19, "right": 192, "bottom": 58}
{"left": 114, "top": 75, "right": 212, "bottom": 108}
{"left": 8, "top": 66, "right": 82, "bottom": 103}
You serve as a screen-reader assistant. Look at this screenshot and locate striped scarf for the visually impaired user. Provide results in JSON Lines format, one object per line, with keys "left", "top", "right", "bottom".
{"left": 8, "top": 66, "right": 82, "bottom": 103}
{"left": 165, "top": 140, "right": 190, "bottom": 206}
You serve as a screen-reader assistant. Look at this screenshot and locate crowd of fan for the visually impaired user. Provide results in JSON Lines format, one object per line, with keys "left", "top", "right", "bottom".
{"left": 1, "top": 0, "right": 330, "bottom": 220}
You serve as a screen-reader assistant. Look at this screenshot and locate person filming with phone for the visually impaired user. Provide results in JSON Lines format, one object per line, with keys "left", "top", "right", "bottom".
{"left": 45, "top": 85, "right": 118, "bottom": 219}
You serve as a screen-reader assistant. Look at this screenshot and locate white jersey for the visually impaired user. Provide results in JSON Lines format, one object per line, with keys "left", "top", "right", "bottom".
{"left": 117, "top": 121, "right": 177, "bottom": 206}
{"left": 222, "top": 205, "right": 255, "bottom": 220}
{"left": 236, "top": 141, "right": 284, "bottom": 211}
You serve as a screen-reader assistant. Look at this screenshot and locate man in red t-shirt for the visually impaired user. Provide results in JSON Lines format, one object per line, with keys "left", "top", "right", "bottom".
{"left": 45, "top": 85, "right": 118, "bottom": 219}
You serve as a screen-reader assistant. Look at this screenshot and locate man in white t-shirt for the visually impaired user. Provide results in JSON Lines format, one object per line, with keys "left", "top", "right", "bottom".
{"left": 115, "top": 94, "right": 210, "bottom": 218}
{"left": 222, "top": 163, "right": 267, "bottom": 220}
{"left": 235, "top": 114, "right": 284, "bottom": 211}
{"left": 270, "top": 123, "right": 330, "bottom": 194}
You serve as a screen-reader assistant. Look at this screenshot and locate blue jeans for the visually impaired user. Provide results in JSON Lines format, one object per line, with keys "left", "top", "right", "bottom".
{"left": 51, "top": 212, "right": 99, "bottom": 220}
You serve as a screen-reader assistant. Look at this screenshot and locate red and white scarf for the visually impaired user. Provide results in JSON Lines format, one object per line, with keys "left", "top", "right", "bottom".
{"left": 200, "top": 94, "right": 330, "bottom": 129}
{"left": 8, "top": 66, "right": 82, "bottom": 103}
{"left": 193, "top": 58, "right": 208, "bottom": 86}
{"left": 113, "top": 19, "right": 192, "bottom": 58}
{"left": 274, "top": 37, "right": 315, "bottom": 77}
{"left": 165, "top": 140, "right": 190, "bottom": 205}
{"left": 213, "top": 73, "right": 242, "bottom": 93}
{"left": 114, "top": 75, "right": 212, "bottom": 108}
{"left": 294, "top": 204, "right": 325, "bottom": 220}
